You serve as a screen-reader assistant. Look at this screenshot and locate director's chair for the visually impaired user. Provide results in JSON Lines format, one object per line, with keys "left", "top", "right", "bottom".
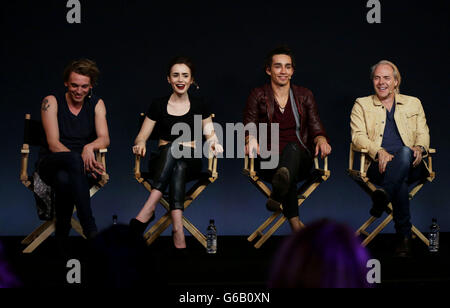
{"left": 347, "top": 144, "right": 436, "bottom": 247}
{"left": 134, "top": 113, "right": 218, "bottom": 248}
{"left": 244, "top": 155, "right": 330, "bottom": 248}
{"left": 19, "top": 114, "right": 109, "bottom": 253}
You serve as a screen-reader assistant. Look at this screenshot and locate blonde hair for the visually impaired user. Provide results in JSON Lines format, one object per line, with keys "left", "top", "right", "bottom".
{"left": 370, "top": 60, "right": 401, "bottom": 94}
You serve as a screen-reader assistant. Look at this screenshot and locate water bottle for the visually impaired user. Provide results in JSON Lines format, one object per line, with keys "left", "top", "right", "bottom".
{"left": 206, "top": 219, "right": 217, "bottom": 254}
{"left": 112, "top": 214, "right": 118, "bottom": 225}
{"left": 428, "top": 218, "right": 440, "bottom": 253}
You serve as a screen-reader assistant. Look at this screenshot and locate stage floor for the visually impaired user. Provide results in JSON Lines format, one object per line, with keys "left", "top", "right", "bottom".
{"left": 1, "top": 232, "right": 449, "bottom": 288}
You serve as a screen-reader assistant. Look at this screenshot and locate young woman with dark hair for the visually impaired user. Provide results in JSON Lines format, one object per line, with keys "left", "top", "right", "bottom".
{"left": 130, "top": 56, "right": 222, "bottom": 250}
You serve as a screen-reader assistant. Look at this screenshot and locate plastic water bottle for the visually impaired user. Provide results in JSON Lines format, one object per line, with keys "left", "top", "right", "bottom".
{"left": 428, "top": 218, "right": 440, "bottom": 253}
{"left": 206, "top": 219, "right": 217, "bottom": 254}
{"left": 112, "top": 214, "right": 118, "bottom": 225}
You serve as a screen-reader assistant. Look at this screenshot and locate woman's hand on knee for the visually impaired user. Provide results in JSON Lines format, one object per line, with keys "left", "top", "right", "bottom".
{"left": 133, "top": 142, "right": 146, "bottom": 157}
{"left": 209, "top": 141, "right": 224, "bottom": 157}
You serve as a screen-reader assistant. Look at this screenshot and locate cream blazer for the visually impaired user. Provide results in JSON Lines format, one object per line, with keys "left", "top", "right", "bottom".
{"left": 350, "top": 93, "right": 430, "bottom": 172}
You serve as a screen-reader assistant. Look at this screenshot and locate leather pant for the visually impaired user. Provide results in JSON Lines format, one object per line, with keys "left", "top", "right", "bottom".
{"left": 149, "top": 143, "right": 202, "bottom": 211}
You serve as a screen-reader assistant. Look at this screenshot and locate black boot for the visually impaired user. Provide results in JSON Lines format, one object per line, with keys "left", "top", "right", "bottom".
{"left": 370, "top": 188, "right": 391, "bottom": 218}
{"left": 394, "top": 236, "right": 412, "bottom": 258}
{"left": 266, "top": 167, "right": 290, "bottom": 212}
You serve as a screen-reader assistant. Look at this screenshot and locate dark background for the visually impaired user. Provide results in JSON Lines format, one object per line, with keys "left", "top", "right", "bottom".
{"left": 1, "top": 0, "right": 449, "bottom": 236}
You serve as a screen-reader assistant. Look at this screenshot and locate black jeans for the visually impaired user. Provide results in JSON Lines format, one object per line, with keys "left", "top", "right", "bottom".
{"left": 149, "top": 143, "right": 202, "bottom": 211}
{"left": 367, "top": 146, "right": 428, "bottom": 237}
{"left": 257, "top": 142, "right": 313, "bottom": 219}
{"left": 38, "top": 152, "right": 97, "bottom": 238}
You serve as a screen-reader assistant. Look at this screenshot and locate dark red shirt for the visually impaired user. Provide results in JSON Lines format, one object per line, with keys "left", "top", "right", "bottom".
{"left": 272, "top": 97, "right": 301, "bottom": 153}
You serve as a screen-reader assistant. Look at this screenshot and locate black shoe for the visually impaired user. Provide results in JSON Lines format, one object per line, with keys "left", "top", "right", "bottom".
{"left": 129, "top": 213, "right": 155, "bottom": 236}
{"left": 394, "top": 236, "right": 412, "bottom": 258}
{"left": 172, "top": 247, "right": 188, "bottom": 257}
{"left": 370, "top": 188, "right": 390, "bottom": 218}
{"left": 85, "top": 230, "right": 99, "bottom": 240}
{"left": 267, "top": 167, "right": 290, "bottom": 212}
{"left": 55, "top": 236, "right": 72, "bottom": 261}
{"left": 266, "top": 198, "right": 282, "bottom": 212}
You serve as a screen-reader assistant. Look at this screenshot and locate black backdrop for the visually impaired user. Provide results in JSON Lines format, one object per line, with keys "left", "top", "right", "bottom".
{"left": 1, "top": 0, "right": 449, "bottom": 236}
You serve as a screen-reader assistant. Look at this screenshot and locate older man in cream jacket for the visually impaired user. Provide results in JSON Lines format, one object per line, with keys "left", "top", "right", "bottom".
{"left": 350, "top": 60, "right": 430, "bottom": 257}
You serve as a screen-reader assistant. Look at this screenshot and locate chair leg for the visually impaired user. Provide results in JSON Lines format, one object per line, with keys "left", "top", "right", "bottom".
{"left": 22, "top": 220, "right": 55, "bottom": 245}
{"left": 248, "top": 212, "right": 281, "bottom": 243}
{"left": 361, "top": 213, "right": 394, "bottom": 247}
{"left": 412, "top": 225, "right": 429, "bottom": 246}
{"left": 144, "top": 213, "right": 207, "bottom": 248}
{"left": 22, "top": 222, "right": 56, "bottom": 253}
{"left": 182, "top": 217, "right": 207, "bottom": 248}
{"left": 356, "top": 216, "right": 377, "bottom": 237}
{"left": 71, "top": 218, "right": 87, "bottom": 239}
{"left": 254, "top": 216, "right": 287, "bottom": 249}
{"left": 89, "top": 185, "right": 100, "bottom": 197}
{"left": 355, "top": 178, "right": 432, "bottom": 247}
{"left": 248, "top": 175, "right": 327, "bottom": 249}
{"left": 145, "top": 214, "right": 173, "bottom": 245}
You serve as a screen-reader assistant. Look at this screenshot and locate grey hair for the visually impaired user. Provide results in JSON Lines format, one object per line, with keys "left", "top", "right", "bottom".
{"left": 370, "top": 60, "right": 401, "bottom": 94}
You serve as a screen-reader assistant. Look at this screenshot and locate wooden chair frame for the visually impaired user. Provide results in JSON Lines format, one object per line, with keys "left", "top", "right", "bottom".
{"left": 347, "top": 143, "right": 436, "bottom": 247}
{"left": 19, "top": 114, "right": 109, "bottom": 253}
{"left": 243, "top": 155, "right": 330, "bottom": 248}
{"left": 134, "top": 154, "right": 218, "bottom": 248}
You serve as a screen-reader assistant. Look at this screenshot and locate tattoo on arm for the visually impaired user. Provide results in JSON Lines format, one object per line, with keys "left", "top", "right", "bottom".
{"left": 41, "top": 99, "right": 50, "bottom": 112}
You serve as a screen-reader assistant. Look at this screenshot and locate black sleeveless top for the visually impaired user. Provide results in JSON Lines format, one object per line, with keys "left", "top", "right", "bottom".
{"left": 54, "top": 92, "right": 99, "bottom": 153}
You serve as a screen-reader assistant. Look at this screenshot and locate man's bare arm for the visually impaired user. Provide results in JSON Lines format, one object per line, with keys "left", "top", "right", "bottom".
{"left": 41, "top": 96, "right": 71, "bottom": 153}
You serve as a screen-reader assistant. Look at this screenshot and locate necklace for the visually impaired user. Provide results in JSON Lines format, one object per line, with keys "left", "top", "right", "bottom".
{"left": 274, "top": 97, "right": 287, "bottom": 113}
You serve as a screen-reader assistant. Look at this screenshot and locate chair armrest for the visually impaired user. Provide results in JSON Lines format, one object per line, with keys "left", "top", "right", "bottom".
{"left": 314, "top": 156, "right": 329, "bottom": 172}
{"left": 208, "top": 156, "right": 219, "bottom": 179}
{"left": 244, "top": 155, "right": 256, "bottom": 177}
{"left": 134, "top": 154, "right": 142, "bottom": 179}
{"left": 95, "top": 148, "right": 109, "bottom": 185}
{"left": 20, "top": 144, "right": 30, "bottom": 183}
{"left": 425, "top": 148, "right": 436, "bottom": 176}
{"left": 349, "top": 143, "right": 369, "bottom": 177}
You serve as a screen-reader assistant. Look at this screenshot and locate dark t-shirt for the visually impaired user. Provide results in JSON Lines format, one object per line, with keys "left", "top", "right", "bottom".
{"left": 272, "top": 97, "right": 302, "bottom": 153}
{"left": 145, "top": 95, "right": 211, "bottom": 142}
{"left": 381, "top": 103, "right": 404, "bottom": 155}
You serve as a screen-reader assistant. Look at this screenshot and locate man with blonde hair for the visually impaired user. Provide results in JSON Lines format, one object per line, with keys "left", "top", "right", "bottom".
{"left": 350, "top": 60, "right": 430, "bottom": 257}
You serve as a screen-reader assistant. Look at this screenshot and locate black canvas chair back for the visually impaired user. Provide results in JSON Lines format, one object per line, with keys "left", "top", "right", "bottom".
{"left": 24, "top": 116, "right": 47, "bottom": 148}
